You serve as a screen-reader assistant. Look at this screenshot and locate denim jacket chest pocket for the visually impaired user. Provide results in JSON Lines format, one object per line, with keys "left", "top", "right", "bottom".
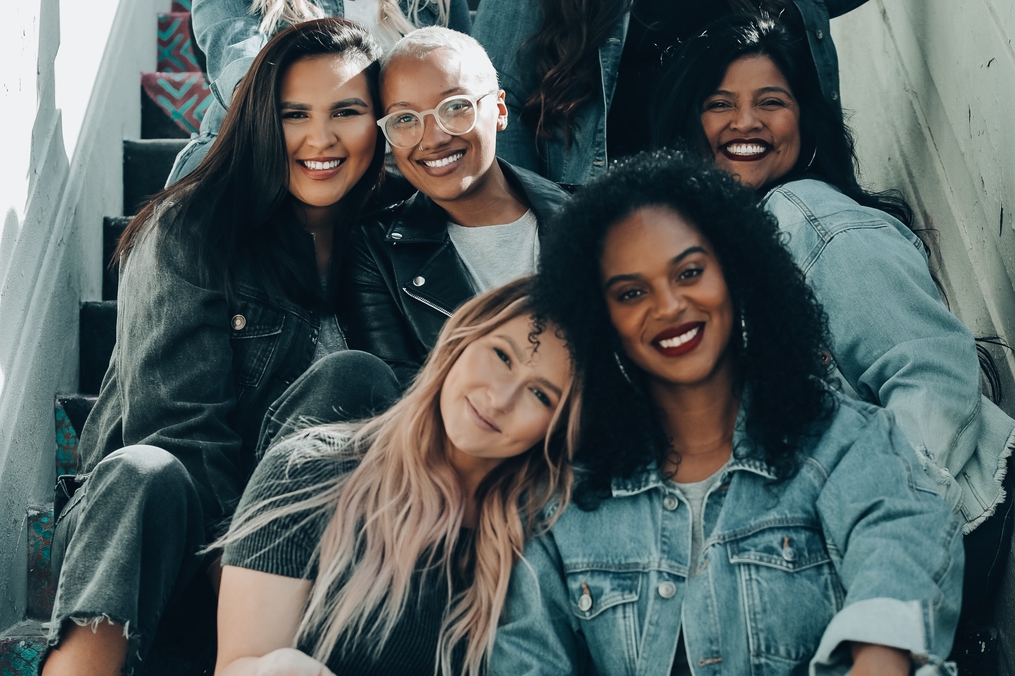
{"left": 565, "top": 568, "right": 642, "bottom": 674}
{"left": 228, "top": 296, "right": 286, "bottom": 389}
{"left": 723, "top": 524, "right": 844, "bottom": 664}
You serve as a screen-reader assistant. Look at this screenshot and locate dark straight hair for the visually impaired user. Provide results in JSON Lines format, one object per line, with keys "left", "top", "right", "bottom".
{"left": 650, "top": 13, "right": 915, "bottom": 229}
{"left": 521, "top": 0, "right": 783, "bottom": 146}
{"left": 115, "top": 18, "right": 386, "bottom": 306}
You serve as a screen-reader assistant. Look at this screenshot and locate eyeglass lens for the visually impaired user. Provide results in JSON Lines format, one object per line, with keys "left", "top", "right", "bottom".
{"left": 384, "top": 96, "right": 477, "bottom": 148}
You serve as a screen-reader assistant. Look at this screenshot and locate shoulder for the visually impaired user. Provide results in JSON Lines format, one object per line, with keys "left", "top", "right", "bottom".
{"left": 500, "top": 160, "right": 569, "bottom": 217}
{"left": 764, "top": 179, "right": 892, "bottom": 234}
{"left": 246, "top": 429, "right": 359, "bottom": 502}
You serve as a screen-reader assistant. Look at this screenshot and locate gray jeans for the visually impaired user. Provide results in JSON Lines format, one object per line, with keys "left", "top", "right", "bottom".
{"left": 46, "top": 350, "right": 399, "bottom": 672}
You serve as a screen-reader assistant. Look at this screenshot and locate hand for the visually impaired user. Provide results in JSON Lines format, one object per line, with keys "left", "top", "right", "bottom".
{"left": 254, "top": 648, "right": 335, "bottom": 676}
{"left": 850, "top": 642, "right": 912, "bottom": 676}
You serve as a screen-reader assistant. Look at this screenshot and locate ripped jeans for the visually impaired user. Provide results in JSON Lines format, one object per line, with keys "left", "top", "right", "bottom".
{"left": 45, "top": 350, "right": 400, "bottom": 673}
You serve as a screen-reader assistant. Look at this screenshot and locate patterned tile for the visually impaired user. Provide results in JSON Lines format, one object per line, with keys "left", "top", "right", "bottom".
{"left": 171, "top": 0, "right": 191, "bottom": 11}
{"left": 26, "top": 506, "right": 55, "bottom": 621}
{"left": 141, "top": 72, "right": 212, "bottom": 135}
{"left": 0, "top": 629, "right": 46, "bottom": 676}
{"left": 158, "top": 12, "right": 202, "bottom": 73}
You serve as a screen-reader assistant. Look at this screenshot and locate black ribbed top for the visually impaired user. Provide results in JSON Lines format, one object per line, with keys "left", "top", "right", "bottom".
{"left": 223, "top": 440, "right": 471, "bottom": 675}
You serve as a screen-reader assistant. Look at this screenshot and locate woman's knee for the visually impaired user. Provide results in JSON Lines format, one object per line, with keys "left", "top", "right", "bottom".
{"left": 93, "top": 445, "right": 192, "bottom": 496}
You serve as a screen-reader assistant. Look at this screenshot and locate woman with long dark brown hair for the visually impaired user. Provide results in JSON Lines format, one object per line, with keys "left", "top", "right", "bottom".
{"left": 472, "top": 0, "right": 868, "bottom": 188}
{"left": 42, "top": 18, "right": 396, "bottom": 676}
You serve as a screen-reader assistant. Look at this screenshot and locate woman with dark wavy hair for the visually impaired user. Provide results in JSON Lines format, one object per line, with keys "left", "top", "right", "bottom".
{"left": 490, "top": 150, "right": 962, "bottom": 676}
{"left": 471, "top": 0, "right": 867, "bottom": 188}
{"left": 43, "top": 19, "right": 395, "bottom": 676}
{"left": 652, "top": 12, "right": 1015, "bottom": 631}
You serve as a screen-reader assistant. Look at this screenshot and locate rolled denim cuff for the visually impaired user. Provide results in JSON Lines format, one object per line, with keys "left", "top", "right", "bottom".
{"left": 211, "top": 55, "right": 256, "bottom": 108}
{"left": 810, "top": 597, "right": 956, "bottom": 676}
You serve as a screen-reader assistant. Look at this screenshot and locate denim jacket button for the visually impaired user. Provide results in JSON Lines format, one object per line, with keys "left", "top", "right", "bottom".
{"left": 816, "top": 29, "right": 824, "bottom": 39}
{"left": 657, "top": 581, "right": 676, "bottom": 599}
{"left": 231, "top": 314, "right": 246, "bottom": 331}
{"left": 578, "top": 593, "right": 593, "bottom": 611}
{"left": 413, "top": 276, "right": 426, "bottom": 287}
{"left": 781, "top": 546, "right": 797, "bottom": 562}
{"left": 663, "top": 495, "right": 679, "bottom": 511}
{"left": 391, "top": 231, "right": 403, "bottom": 240}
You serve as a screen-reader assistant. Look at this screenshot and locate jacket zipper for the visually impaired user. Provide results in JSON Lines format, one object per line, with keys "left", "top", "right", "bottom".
{"left": 402, "top": 287, "right": 452, "bottom": 317}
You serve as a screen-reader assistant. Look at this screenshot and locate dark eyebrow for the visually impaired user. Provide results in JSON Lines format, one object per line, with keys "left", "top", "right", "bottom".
{"left": 756, "top": 86, "right": 794, "bottom": 98}
{"left": 497, "top": 333, "right": 564, "bottom": 399}
{"left": 279, "top": 98, "right": 370, "bottom": 110}
{"left": 384, "top": 87, "right": 469, "bottom": 113}
{"left": 603, "top": 246, "right": 708, "bottom": 290}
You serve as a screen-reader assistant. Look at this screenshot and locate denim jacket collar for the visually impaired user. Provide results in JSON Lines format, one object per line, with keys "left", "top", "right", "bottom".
{"left": 609, "top": 394, "right": 778, "bottom": 497}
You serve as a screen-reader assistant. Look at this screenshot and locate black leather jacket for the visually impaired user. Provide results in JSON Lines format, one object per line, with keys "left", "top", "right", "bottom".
{"left": 342, "top": 160, "right": 568, "bottom": 386}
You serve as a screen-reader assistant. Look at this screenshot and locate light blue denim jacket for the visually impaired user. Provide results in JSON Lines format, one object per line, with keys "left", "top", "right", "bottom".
{"left": 491, "top": 394, "right": 963, "bottom": 676}
{"left": 765, "top": 179, "right": 1015, "bottom": 532}
{"left": 473, "top": 0, "right": 870, "bottom": 186}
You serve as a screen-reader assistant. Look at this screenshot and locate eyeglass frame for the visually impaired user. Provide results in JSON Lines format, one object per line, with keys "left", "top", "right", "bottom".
{"left": 376, "top": 91, "right": 500, "bottom": 149}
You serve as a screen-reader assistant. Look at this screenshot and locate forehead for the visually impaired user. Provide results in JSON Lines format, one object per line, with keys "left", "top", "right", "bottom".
{"left": 281, "top": 53, "right": 369, "bottom": 96}
{"left": 717, "top": 54, "right": 793, "bottom": 93}
{"left": 601, "top": 206, "right": 709, "bottom": 273}
{"left": 491, "top": 314, "right": 571, "bottom": 378}
{"left": 381, "top": 49, "right": 491, "bottom": 106}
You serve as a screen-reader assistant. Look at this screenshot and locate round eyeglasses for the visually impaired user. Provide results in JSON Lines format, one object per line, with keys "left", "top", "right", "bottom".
{"left": 376, "top": 92, "right": 497, "bottom": 149}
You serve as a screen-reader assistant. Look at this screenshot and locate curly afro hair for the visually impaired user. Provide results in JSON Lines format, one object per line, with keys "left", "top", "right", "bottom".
{"left": 533, "top": 149, "right": 834, "bottom": 508}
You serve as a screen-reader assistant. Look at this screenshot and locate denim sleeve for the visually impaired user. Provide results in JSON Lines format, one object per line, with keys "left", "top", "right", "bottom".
{"left": 812, "top": 410, "right": 963, "bottom": 674}
{"left": 489, "top": 533, "right": 588, "bottom": 676}
{"left": 191, "top": 0, "right": 267, "bottom": 109}
{"left": 116, "top": 225, "right": 245, "bottom": 534}
{"left": 789, "top": 209, "right": 981, "bottom": 511}
{"left": 473, "top": 0, "right": 544, "bottom": 174}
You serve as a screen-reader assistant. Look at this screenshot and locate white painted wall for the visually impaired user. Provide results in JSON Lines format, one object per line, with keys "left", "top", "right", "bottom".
{"left": 832, "top": 0, "right": 1015, "bottom": 669}
{"left": 0, "top": 0, "right": 166, "bottom": 630}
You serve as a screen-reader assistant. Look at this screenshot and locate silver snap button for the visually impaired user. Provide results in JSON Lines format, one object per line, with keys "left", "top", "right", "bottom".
{"left": 816, "top": 29, "right": 824, "bottom": 39}
{"left": 390, "top": 231, "right": 403, "bottom": 240}
{"left": 831, "top": 91, "right": 839, "bottom": 101}
{"left": 781, "top": 547, "right": 797, "bottom": 563}
{"left": 578, "top": 593, "right": 593, "bottom": 611}
{"left": 231, "top": 314, "right": 246, "bottom": 331}
{"left": 663, "top": 495, "right": 679, "bottom": 511}
{"left": 412, "top": 276, "right": 425, "bottom": 287}
{"left": 657, "top": 581, "right": 676, "bottom": 599}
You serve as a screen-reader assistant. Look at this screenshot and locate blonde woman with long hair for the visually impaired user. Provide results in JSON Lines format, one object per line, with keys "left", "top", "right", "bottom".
{"left": 214, "top": 277, "right": 582, "bottom": 676}
{"left": 168, "top": 0, "right": 471, "bottom": 184}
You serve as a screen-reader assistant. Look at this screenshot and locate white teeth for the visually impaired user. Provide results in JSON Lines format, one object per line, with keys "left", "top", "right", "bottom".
{"left": 726, "top": 143, "right": 768, "bottom": 156}
{"left": 658, "top": 325, "right": 701, "bottom": 349}
{"left": 301, "top": 159, "right": 342, "bottom": 170}
{"left": 422, "top": 152, "right": 464, "bottom": 168}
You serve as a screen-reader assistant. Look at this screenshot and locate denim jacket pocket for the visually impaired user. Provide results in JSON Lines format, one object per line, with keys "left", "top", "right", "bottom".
{"left": 725, "top": 524, "right": 842, "bottom": 663}
{"left": 229, "top": 298, "right": 285, "bottom": 388}
{"left": 565, "top": 569, "right": 641, "bottom": 672}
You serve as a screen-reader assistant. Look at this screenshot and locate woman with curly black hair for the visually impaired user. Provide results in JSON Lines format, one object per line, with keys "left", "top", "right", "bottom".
{"left": 488, "top": 150, "right": 962, "bottom": 676}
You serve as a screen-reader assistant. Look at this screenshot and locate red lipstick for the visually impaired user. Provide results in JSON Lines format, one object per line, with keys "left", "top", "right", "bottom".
{"left": 651, "top": 322, "right": 705, "bottom": 357}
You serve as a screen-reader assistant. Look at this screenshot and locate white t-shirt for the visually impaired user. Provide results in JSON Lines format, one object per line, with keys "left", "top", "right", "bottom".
{"left": 447, "top": 210, "right": 540, "bottom": 292}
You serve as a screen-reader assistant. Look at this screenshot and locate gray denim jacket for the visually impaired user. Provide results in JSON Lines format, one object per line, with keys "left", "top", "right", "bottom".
{"left": 473, "top": 0, "right": 869, "bottom": 186}
{"left": 77, "top": 220, "right": 325, "bottom": 536}
{"left": 765, "top": 179, "right": 1015, "bottom": 532}
{"left": 491, "top": 394, "right": 963, "bottom": 676}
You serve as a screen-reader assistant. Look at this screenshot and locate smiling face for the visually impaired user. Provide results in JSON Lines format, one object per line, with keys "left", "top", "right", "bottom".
{"left": 700, "top": 54, "right": 801, "bottom": 189}
{"left": 380, "top": 48, "right": 507, "bottom": 207}
{"left": 601, "top": 206, "right": 736, "bottom": 391}
{"left": 439, "top": 313, "right": 571, "bottom": 479}
{"left": 280, "top": 54, "right": 378, "bottom": 220}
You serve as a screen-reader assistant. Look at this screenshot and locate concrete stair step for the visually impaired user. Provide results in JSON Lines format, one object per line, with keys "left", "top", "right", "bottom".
{"left": 142, "top": 88, "right": 192, "bottom": 141}
{"left": 79, "top": 301, "right": 116, "bottom": 395}
{"left": 26, "top": 506, "right": 56, "bottom": 622}
{"left": 103, "top": 217, "right": 130, "bottom": 300}
{"left": 123, "top": 139, "right": 188, "bottom": 215}
{"left": 0, "top": 620, "right": 46, "bottom": 675}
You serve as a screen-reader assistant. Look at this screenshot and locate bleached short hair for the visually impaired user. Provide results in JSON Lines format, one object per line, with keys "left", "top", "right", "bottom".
{"left": 381, "top": 26, "right": 499, "bottom": 89}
